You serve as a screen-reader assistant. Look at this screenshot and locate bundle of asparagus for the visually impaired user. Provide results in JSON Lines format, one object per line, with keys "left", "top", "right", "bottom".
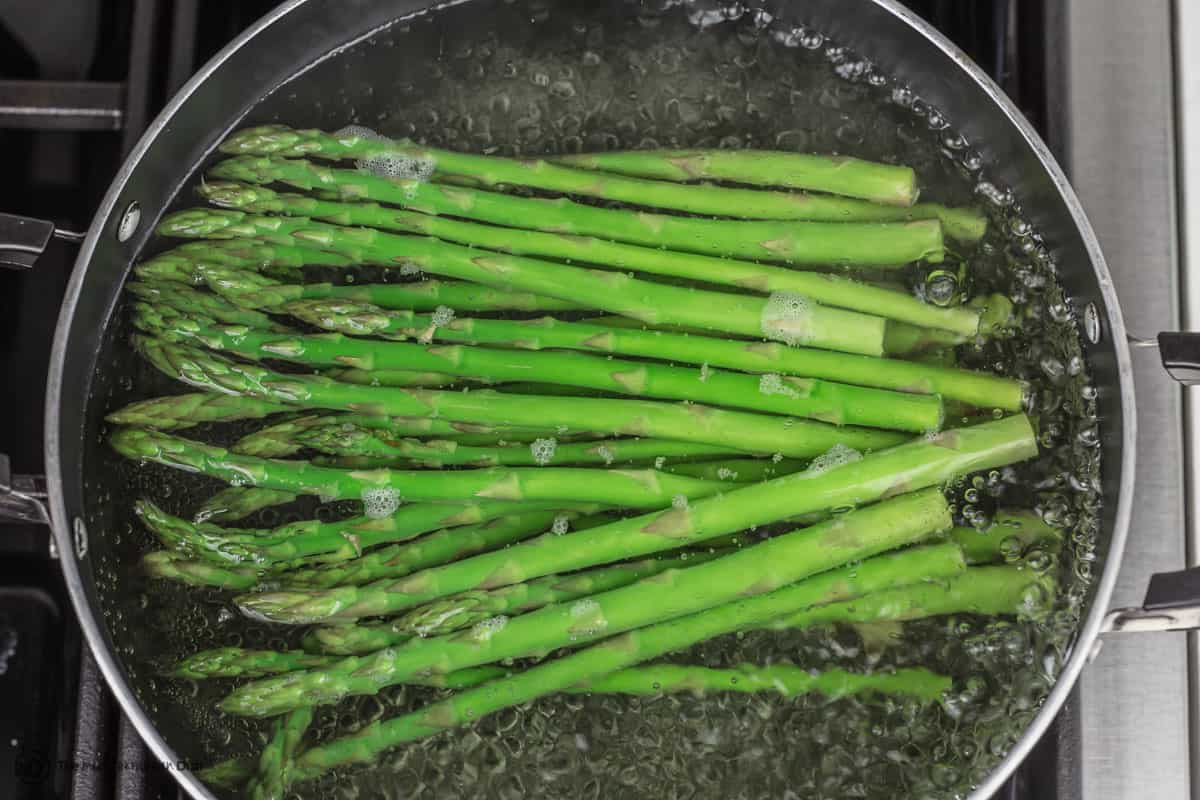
{"left": 104, "top": 126, "right": 1054, "bottom": 797}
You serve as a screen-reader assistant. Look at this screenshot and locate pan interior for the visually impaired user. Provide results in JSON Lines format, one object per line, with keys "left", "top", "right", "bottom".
{"left": 82, "top": 1, "right": 1100, "bottom": 797}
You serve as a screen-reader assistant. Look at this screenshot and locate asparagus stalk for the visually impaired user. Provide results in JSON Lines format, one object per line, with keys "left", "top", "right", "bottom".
{"left": 106, "top": 392, "right": 291, "bottom": 431}
{"left": 766, "top": 564, "right": 1054, "bottom": 630}
{"left": 125, "top": 281, "right": 288, "bottom": 332}
{"left": 135, "top": 240, "right": 357, "bottom": 285}
{"left": 173, "top": 648, "right": 333, "bottom": 679}
{"left": 230, "top": 413, "right": 578, "bottom": 458}
{"left": 374, "top": 551, "right": 729, "bottom": 641}
{"left": 200, "top": 289, "right": 1022, "bottom": 410}
{"left": 193, "top": 487, "right": 298, "bottom": 524}
{"left": 161, "top": 209, "right": 896, "bottom": 355}
{"left": 219, "top": 489, "right": 953, "bottom": 715}
{"left": 206, "top": 154, "right": 944, "bottom": 267}
{"left": 135, "top": 303, "right": 944, "bottom": 432}
{"left": 283, "top": 542, "right": 967, "bottom": 777}
{"left": 132, "top": 338, "right": 909, "bottom": 457}
{"left": 294, "top": 424, "right": 747, "bottom": 468}
{"left": 944, "top": 510, "right": 1063, "bottom": 564}
{"left": 114, "top": 429, "right": 731, "bottom": 512}
{"left": 581, "top": 663, "right": 950, "bottom": 700}
{"left": 234, "top": 414, "right": 1033, "bottom": 626}
{"left": 197, "top": 757, "right": 257, "bottom": 790}
{"left": 136, "top": 500, "right": 598, "bottom": 568}
{"left": 185, "top": 258, "right": 582, "bottom": 312}
{"left": 660, "top": 457, "right": 809, "bottom": 482}
{"left": 201, "top": 181, "right": 974, "bottom": 333}
{"left": 282, "top": 511, "right": 617, "bottom": 592}
{"left": 245, "top": 707, "right": 312, "bottom": 800}
{"left": 550, "top": 148, "right": 919, "bottom": 205}
{"left": 142, "top": 551, "right": 261, "bottom": 591}
{"left": 218, "top": 127, "right": 947, "bottom": 235}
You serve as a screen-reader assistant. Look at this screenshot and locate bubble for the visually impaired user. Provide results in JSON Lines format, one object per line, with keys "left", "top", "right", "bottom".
{"left": 551, "top": 515, "right": 570, "bottom": 535}
{"left": 430, "top": 305, "right": 455, "bottom": 327}
{"left": 698, "top": 362, "right": 711, "bottom": 382}
{"left": 470, "top": 615, "right": 508, "bottom": 642}
{"left": 760, "top": 292, "right": 815, "bottom": 346}
{"left": 805, "top": 443, "right": 863, "bottom": 475}
{"left": 360, "top": 487, "right": 401, "bottom": 519}
{"left": 529, "top": 438, "right": 557, "bottom": 465}
{"left": 758, "top": 373, "right": 800, "bottom": 399}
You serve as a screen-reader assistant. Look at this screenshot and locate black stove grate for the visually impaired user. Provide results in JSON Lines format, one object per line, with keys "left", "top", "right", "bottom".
{"left": 0, "top": 2, "right": 1060, "bottom": 798}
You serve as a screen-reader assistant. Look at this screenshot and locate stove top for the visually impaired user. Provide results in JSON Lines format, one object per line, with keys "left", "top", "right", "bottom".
{"left": 0, "top": 2, "right": 1136, "bottom": 798}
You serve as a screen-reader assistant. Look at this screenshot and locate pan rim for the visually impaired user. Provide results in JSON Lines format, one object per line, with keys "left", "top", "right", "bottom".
{"left": 42, "top": 1, "right": 1138, "bottom": 798}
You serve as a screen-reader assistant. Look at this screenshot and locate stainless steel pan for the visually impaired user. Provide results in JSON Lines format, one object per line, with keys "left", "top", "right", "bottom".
{"left": 4, "top": 1, "right": 1199, "bottom": 797}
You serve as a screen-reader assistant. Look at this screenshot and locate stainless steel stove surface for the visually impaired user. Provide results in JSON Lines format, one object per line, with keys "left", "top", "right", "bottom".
{"left": 3, "top": 2, "right": 1187, "bottom": 799}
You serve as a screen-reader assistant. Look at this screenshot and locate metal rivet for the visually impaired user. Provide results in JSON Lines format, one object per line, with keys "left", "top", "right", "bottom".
{"left": 1083, "top": 302, "right": 1102, "bottom": 344}
{"left": 117, "top": 202, "right": 141, "bottom": 243}
{"left": 73, "top": 517, "right": 89, "bottom": 559}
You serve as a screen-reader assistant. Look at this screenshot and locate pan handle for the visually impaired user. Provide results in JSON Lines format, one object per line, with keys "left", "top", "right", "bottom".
{"left": 0, "top": 454, "right": 50, "bottom": 526}
{"left": 1102, "top": 566, "right": 1200, "bottom": 633}
{"left": 0, "top": 212, "right": 85, "bottom": 270}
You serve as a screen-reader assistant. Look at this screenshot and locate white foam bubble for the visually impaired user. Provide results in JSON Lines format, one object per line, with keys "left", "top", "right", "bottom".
{"left": 530, "top": 437, "right": 557, "bottom": 465}
{"left": 805, "top": 443, "right": 863, "bottom": 476}
{"left": 760, "top": 291, "right": 814, "bottom": 346}
{"left": 397, "top": 261, "right": 422, "bottom": 276}
{"left": 431, "top": 305, "right": 455, "bottom": 327}
{"left": 717, "top": 467, "right": 738, "bottom": 481}
{"left": 336, "top": 125, "right": 438, "bottom": 187}
{"left": 361, "top": 487, "right": 401, "bottom": 519}
{"left": 470, "top": 615, "right": 508, "bottom": 642}
{"left": 569, "top": 598, "right": 600, "bottom": 617}
{"left": 596, "top": 444, "right": 615, "bottom": 466}
{"left": 672, "top": 494, "right": 689, "bottom": 510}
{"left": 654, "top": 456, "right": 666, "bottom": 470}
{"left": 698, "top": 362, "right": 711, "bottom": 382}
{"left": 552, "top": 514, "right": 571, "bottom": 535}
{"left": 758, "top": 373, "right": 800, "bottom": 399}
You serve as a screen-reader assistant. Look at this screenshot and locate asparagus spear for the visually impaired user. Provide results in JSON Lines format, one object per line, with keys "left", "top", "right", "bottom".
{"left": 125, "top": 281, "right": 288, "bottom": 332}
{"left": 173, "top": 648, "right": 333, "bottom": 679}
{"left": 198, "top": 757, "right": 257, "bottom": 790}
{"left": 181, "top": 257, "right": 582, "bottom": 312}
{"left": 219, "top": 489, "right": 952, "bottom": 715}
{"left": 132, "top": 338, "right": 909, "bottom": 457}
{"left": 766, "top": 564, "right": 1054, "bottom": 630}
{"left": 321, "top": 368, "right": 461, "bottom": 389}
{"left": 580, "top": 663, "right": 950, "bottom": 700}
{"left": 142, "top": 551, "right": 261, "bottom": 591}
{"left": 282, "top": 511, "right": 618, "bottom": 592}
{"left": 551, "top": 148, "right": 919, "bottom": 205}
{"left": 230, "top": 413, "right": 578, "bottom": 458}
{"left": 193, "top": 487, "right": 298, "bottom": 524}
{"left": 218, "top": 127, "right": 946, "bottom": 235}
{"left": 135, "top": 240, "right": 357, "bottom": 285}
{"left": 362, "top": 551, "right": 731, "bottom": 645}
{"left": 201, "top": 288, "right": 1023, "bottom": 410}
{"left": 162, "top": 209, "right": 896, "bottom": 354}
{"left": 294, "top": 424, "right": 747, "bottom": 468}
{"left": 106, "top": 392, "right": 291, "bottom": 431}
{"left": 282, "top": 542, "right": 967, "bottom": 778}
{"left": 114, "top": 429, "right": 731, "bottom": 511}
{"left": 135, "top": 501, "right": 598, "bottom": 568}
{"left": 245, "top": 707, "right": 312, "bottom": 800}
{"left": 945, "top": 510, "right": 1063, "bottom": 565}
{"left": 661, "top": 457, "right": 809, "bottom": 482}
{"left": 234, "top": 414, "right": 1033, "bottom": 626}
{"left": 134, "top": 303, "right": 944, "bottom": 432}
{"left": 201, "top": 181, "right": 974, "bottom": 333}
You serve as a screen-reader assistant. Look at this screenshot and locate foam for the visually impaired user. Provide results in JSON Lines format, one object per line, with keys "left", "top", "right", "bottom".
{"left": 760, "top": 291, "right": 814, "bottom": 346}
{"left": 361, "top": 487, "right": 401, "bottom": 519}
{"left": 805, "top": 443, "right": 863, "bottom": 475}
{"left": 530, "top": 437, "right": 557, "bottom": 465}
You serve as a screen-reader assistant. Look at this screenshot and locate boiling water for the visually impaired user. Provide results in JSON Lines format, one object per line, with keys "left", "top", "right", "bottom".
{"left": 90, "top": 2, "right": 1099, "bottom": 797}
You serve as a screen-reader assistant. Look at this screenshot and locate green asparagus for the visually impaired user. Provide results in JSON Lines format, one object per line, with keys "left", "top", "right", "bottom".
{"left": 233, "top": 414, "right": 1033, "bottom": 625}
{"left": 126, "top": 281, "right": 288, "bottom": 332}
{"left": 142, "top": 551, "right": 261, "bottom": 591}
{"left": 220, "top": 489, "right": 953, "bottom": 715}
{"left": 106, "top": 392, "right": 292, "bottom": 431}
{"left": 162, "top": 209, "right": 896, "bottom": 355}
{"left": 218, "top": 128, "right": 952, "bottom": 241}
{"left": 197, "top": 289, "right": 1023, "bottom": 410}
{"left": 134, "top": 303, "right": 944, "bottom": 432}
{"left": 193, "top": 487, "right": 298, "bottom": 524}
{"left": 579, "top": 663, "right": 951, "bottom": 701}
{"left": 282, "top": 511, "right": 618, "bottom": 592}
{"left": 201, "top": 180, "right": 974, "bottom": 333}
{"left": 284, "top": 542, "right": 967, "bottom": 778}
{"left": 173, "top": 648, "right": 334, "bottom": 679}
{"left": 132, "top": 338, "right": 909, "bottom": 457}
{"left": 246, "top": 707, "right": 312, "bottom": 800}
